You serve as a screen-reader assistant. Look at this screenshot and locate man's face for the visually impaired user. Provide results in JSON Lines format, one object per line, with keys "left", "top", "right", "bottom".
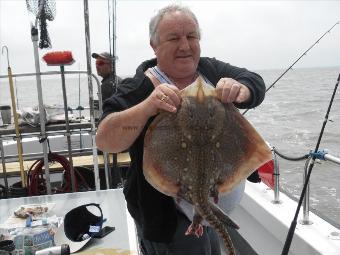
{"left": 95, "top": 57, "right": 112, "bottom": 78}
{"left": 151, "top": 11, "right": 201, "bottom": 80}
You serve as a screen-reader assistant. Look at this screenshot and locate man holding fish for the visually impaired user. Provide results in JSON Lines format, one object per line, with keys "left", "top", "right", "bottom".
{"left": 96, "top": 4, "right": 267, "bottom": 255}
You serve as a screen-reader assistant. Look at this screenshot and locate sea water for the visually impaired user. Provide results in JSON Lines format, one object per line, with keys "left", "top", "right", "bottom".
{"left": 247, "top": 66, "right": 340, "bottom": 226}
{"left": 0, "top": 66, "right": 339, "bottom": 225}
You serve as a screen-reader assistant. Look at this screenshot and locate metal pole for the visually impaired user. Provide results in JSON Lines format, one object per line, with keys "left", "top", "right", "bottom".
{"left": 111, "top": 0, "right": 117, "bottom": 81}
{"left": 103, "top": 153, "right": 111, "bottom": 189}
{"left": 31, "top": 25, "right": 51, "bottom": 195}
{"left": 83, "top": 0, "right": 100, "bottom": 190}
{"left": 77, "top": 65, "right": 83, "bottom": 150}
{"left": 272, "top": 148, "right": 280, "bottom": 204}
{"left": 300, "top": 158, "right": 312, "bottom": 225}
{"left": 96, "top": 67, "right": 111, "bottom": 189}
{"left": 60, "top": 65, "right": 76, "bottom": 192}
{"left": 0, "top": 139, "right": 9, "bottom": 190}
{"left": 325, "top": 154, "right": 340, "bottom": 164}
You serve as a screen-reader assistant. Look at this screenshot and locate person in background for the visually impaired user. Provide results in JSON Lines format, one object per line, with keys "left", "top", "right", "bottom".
{"left": 92, "top": 52, "right": 121, "bottom": 102}
{"left": 92, "top": 52, "right": 123, "bottom": 188}
{"left": 96, "top": 4, "right": 265, "bottom": 255}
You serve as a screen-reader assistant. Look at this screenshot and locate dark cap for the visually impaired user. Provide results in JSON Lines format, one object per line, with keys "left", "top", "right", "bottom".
{"left": 91, "top": 52, "right": 113, "bottom": 61}
{"left": 64, "top": 203, "right": 103, "bottom": 242}
{"left": 54, "top": 203, "right": 104, "bottom": 253}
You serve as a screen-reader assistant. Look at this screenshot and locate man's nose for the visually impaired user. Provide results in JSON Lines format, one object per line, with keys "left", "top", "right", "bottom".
{"left": 178, "top": 37, "right": 190, "bottom": 50}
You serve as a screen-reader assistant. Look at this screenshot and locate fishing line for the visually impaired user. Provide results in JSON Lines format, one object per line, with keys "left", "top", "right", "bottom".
{"left": 281, "top": 73, "right": 340, "bottom": 255}
{"left": 243, "top": 21, "right": 339, "bottom": 115}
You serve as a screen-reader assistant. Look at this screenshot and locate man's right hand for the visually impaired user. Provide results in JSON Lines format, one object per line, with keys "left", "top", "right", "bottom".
{"left": 143, "top": 84, "right": 182, "bottom": 117}
{"left": 96, "top": 84, "right": 181, "bottom": 153}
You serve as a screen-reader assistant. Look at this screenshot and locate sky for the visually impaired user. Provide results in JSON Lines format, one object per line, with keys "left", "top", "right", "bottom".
{"left": 0, "top": 0, "right": 339, "bottom": 77}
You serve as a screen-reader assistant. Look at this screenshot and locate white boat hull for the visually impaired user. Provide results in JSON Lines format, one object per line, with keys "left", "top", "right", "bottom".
{"left": 232, "top": 182, "right": 340, "bottom": 254}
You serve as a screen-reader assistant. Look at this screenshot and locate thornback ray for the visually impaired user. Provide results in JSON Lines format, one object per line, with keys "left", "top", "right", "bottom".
{"left": 143, "top": 76, "right": 272, "bottom": 254}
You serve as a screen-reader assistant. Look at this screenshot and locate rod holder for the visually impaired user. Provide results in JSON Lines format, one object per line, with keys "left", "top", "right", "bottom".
{"left": 272, "top": 149, "right": 281, "bottom": 204}
{"left": 300, "top": 157, "right": 313, "bottom": 225}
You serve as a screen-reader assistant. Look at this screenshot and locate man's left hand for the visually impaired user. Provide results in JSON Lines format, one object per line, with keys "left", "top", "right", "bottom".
{"left": 215, "top": 78, "right": 251, "bottom": 104}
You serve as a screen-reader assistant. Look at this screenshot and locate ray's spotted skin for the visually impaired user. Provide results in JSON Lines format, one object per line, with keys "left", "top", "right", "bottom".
{"left": 143, "top": 77, "right": 272, "bottom": 254}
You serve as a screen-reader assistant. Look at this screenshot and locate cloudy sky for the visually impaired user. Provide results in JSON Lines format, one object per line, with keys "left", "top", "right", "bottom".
{"left": 0, "top": 0, "right": 339, "bottom": 77}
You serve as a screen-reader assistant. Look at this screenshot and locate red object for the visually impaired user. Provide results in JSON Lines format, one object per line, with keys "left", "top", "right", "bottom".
{"left": 42, "top": 51, "right": 74, "bottom": 65}
{"left": 257, "top": 159, "right": 275, "bottom": 189}
{"left": 27, "top": 153, "right": 91, "bottom": 195}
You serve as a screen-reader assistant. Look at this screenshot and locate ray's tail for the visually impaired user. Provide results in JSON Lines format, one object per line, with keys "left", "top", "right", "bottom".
{"left": 195, "top": 201, "right": 236, "bottom": 255}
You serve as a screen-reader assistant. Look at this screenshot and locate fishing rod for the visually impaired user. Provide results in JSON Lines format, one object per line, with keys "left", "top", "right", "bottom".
{"left": 106, "top": 0, "right": 124, "bottom": 189}
{"left": 243, "top": 20, "right": 340, "bottom": 115}
{"left": 281, "top": 73, "right": 340, "bottom": 255}
{"left": 108, "top": 0, "right": 112, "bottom": 60}
{"left": 2, "top": 45, "right": 26, "bottom": 187}
{"left": 108, "top": 0, "right": 117, "bottom": 90}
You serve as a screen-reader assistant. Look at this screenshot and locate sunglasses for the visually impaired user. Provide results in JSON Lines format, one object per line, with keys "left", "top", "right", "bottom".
{"left": 96, "top": 60, "right": 110, "bottom": 66}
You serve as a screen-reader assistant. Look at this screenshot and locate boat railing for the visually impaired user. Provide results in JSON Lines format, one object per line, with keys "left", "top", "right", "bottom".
{"left": 272, "top": 148, "right": 340, "bottom": 225}
{"left": 2, "top": 148, "right": 93, "bottom": 163}
{"left": 0, "top": 70, "right": 115, "bottom": 195}
{"left": 0, "top": 127, "right": 92, "bottom": 139}
{"left": 302, "top": 150, "right": 340, "bottom": 225}
{"left": 0, "top": 70, "right": 102, "bottom": 109}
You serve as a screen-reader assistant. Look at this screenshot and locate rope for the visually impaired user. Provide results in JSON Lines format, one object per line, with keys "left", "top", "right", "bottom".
{"left": 273, "top": 147, "right": 309, "bottom": 161}
{"left": 27, "top": 153, "right": 92, "bottom": 196}
{"left": 28, "top": 153, "right": 69, "bottom": 195}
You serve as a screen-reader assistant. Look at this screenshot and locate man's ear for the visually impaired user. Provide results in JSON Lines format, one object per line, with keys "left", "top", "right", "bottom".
{"left": 150, "top": 40, "right": 157, "bottom": 54}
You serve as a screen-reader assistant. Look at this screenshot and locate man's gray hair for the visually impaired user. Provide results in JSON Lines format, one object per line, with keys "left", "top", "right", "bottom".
{"left": 149, "top": 4, "right": 201, "bottom": 45}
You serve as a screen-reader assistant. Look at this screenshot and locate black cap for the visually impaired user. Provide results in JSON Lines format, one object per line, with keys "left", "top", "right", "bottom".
{"left": 91, "top": 52, "right": 114, "bottom": 61}
{"left": 64, "top": 203, "right": 103, "bottom": 242}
